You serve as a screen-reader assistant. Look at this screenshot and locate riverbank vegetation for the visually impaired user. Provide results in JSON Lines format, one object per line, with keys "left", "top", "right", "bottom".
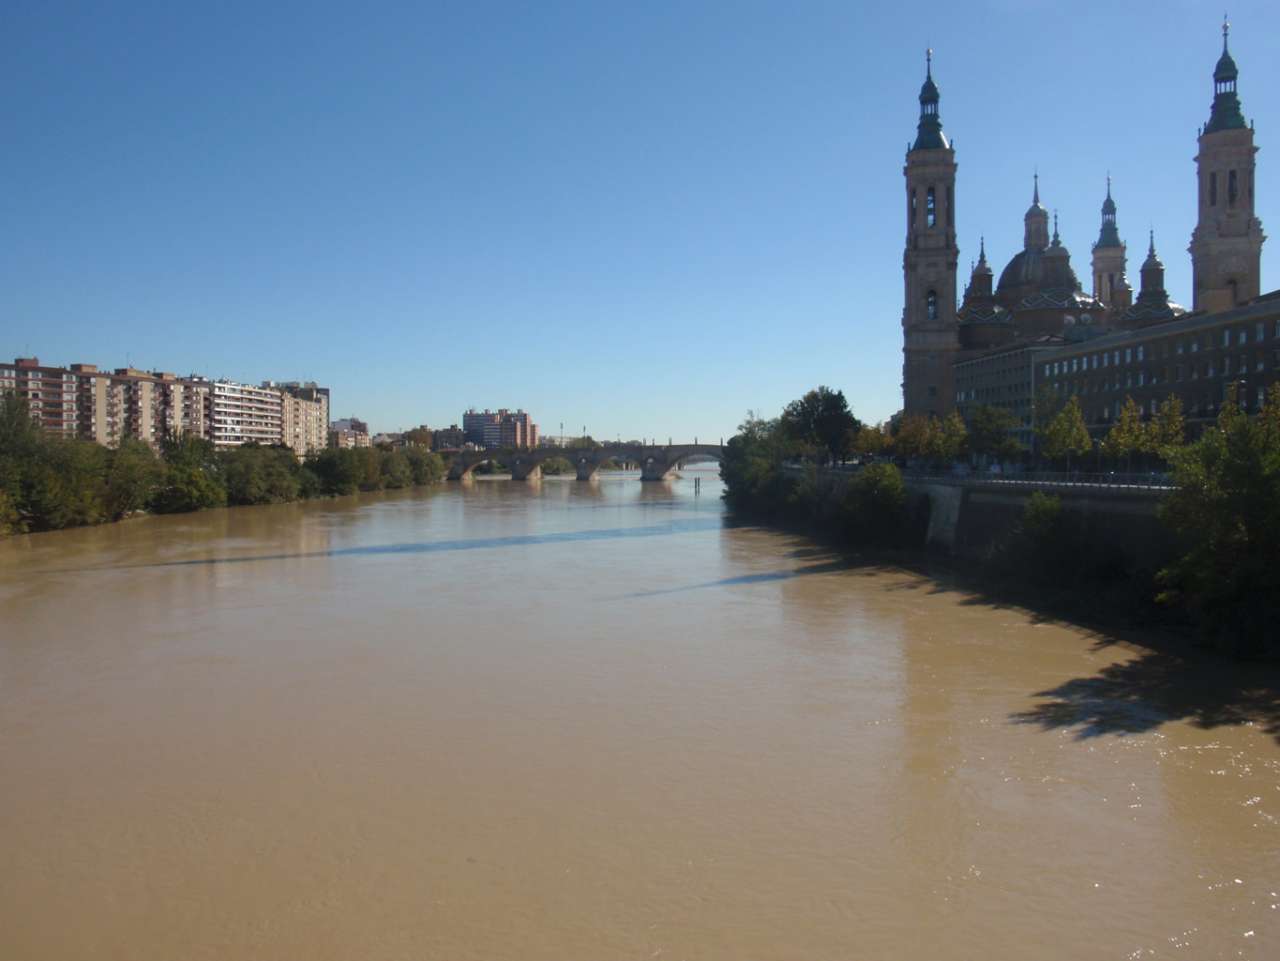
{"left": 0, "top": 395, "right": 446, "bottom": 535}
{"left": 721, "top": 385, "right": 1280, "bottom": 657}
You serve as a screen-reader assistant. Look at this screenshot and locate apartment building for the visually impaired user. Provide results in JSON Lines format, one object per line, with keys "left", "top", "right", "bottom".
{"left": 2, "top": 358, "right": 80, "bottom": 436}
{"left": 4, "top": 357, "right": 332, "bottom": 453}
{"left": 462, "top": 407, "right": 540, "bottom": 449}
{"left": 329, "top": 417, "right": 371, "bottom": 449}
{"left": 208, "top": 381, "right": 285, "bottom": 448}
{"left": 274, "top": 382, "right": 330, "bottom": 456}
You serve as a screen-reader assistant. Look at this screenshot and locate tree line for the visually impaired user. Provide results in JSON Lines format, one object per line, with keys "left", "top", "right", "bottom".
{"left": 720, "top": 383, "right": 1280, "bottom": 656}
{"left": 0, "top": 395, "right": 446, "bottom": 535}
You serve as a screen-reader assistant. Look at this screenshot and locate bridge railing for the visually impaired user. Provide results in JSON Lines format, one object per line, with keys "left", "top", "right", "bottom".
{"left": 901, "top": 470, "right": 1175, "bottom": 491}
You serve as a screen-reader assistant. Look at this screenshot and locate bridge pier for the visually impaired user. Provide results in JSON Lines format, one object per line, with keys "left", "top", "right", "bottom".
{"left": 509, "top": 457, "right": 541, "bottom": 482}
{"left": 640, "top": 458, "right": 675, "bottom": 481}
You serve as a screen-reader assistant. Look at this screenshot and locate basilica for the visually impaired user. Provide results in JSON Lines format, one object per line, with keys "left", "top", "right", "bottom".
{"left": 901, "top": 22, "right": 1269, "bottom": 436}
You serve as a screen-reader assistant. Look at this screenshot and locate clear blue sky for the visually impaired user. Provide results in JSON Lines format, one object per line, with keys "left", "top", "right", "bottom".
{"left": 3, "top": 1, "right": 1277, "bottom": 439}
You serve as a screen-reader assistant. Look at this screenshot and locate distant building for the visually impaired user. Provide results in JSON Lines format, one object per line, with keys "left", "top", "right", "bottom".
{"left": 432, "top": 425, "right": 465, "bottom": 450}
{"left": 462, "top": 407, "right": 539, "bottom": 449}
{"left": 329, "top": 417, "right": 371, "bottom": 449}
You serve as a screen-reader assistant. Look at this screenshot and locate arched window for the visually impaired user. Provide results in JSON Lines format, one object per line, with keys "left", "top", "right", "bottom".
{"left": 1210, "top": 172, "right": 1218, "bottom": 207}
{"left": 1228, "top": 278, "right": 1239, "bottom": 306}
{"left": 926, "top": 289, "right": 938, "bottom": 321}
{"left": 926, "top": 187, "right": 936, "bottom": 228}
{"left": 1228, "top": 170, "right": 1238, "bottom": 205}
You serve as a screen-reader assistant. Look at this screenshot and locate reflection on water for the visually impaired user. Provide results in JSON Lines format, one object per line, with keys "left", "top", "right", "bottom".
{"left": 1, "top": 473, "right": 1278, "bottom": 960}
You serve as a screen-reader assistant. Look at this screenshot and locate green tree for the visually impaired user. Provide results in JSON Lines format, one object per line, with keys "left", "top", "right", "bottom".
{"left": 310, "top": 448, "right": 362, "bottom": 495}
{"left": 1040, "top": 397, "right": 1091, "bottom": 468}
{"left": 380, "top": 450, "right": 413, "bottom": 489}
{"left": 1147, "top": 395, "right": 1186, "bottom": 459}
{"left": 892, "top": 413, "right": 937, "bottom": 462}
{"left": 221, "top": 445, "right": 301, "bottom": 505}
{"left": 838, "top": 462, "right": 907, "bottom": 545}
{"left": 1158, "top": 384, "right": 1280, "bottom": 654}
{"left": 779, "top": 386, "right": 861, "bottom": 465}
{"left": 155, "top": 435, "right": 226, "bottom": 513}
{"left": 720, "top": 413, "right": 792, "bottom": 516}
{"left": 104, "top": 439, "right": 163, "bottom": 520}
{"left": 1104, "top": 396, "right": 1145, "bottom": 471}
{"left": 403, "top": 447, "right": 445, "bottom": 485}
{"left": 967, "top": 405, "right": 1022, "bottom": 462}
{"left": 850, "top": 423, "right": 888, "bottom": 459}
{"left": 934, "top": 410, "right": 969, "bottom": 463}
{"left": 22, "top": 437, "right": 108, "bottom": 530}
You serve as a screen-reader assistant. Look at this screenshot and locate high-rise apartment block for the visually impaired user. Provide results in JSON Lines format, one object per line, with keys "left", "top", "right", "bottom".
{"left": 1, "top": 357, "right": 330, "bottom": 455}
{"left": 462, "top": 408, "right": 539, "bottom": 449}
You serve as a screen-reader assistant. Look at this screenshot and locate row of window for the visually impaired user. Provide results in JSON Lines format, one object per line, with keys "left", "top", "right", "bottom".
{"left": 1048, "top": 321, "right": 1280, "bottom": 378}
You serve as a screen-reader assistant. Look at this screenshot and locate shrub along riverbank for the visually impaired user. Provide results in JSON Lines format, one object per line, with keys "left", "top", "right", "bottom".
{"left": 0, "top": 396, "right": 446, "bottom": 535}
{"left": 721, "top": 388, "right": 1280, "bottom": 658}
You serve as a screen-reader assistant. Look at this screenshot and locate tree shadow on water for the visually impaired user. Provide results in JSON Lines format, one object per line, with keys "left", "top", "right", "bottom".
{"left": 1010, "top": 647, "right": 1280, "bottom": 743}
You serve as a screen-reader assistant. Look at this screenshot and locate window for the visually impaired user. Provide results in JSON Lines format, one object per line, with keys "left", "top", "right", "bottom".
{"left": 1191, "top": 339, "right": 1199, "bottom": 353}
{"left": 926, "top": 290, "right": 937, "bottom": 321}
{"left": 1071, "top": 358, "right": 1078, "bottom": 372}
{"left": 1124, "top": 348, "right": 1132, "bottom": 364}
{"left": 1223, "top": 329, "right": 1231, "bottom": 347}
{"left": 947, "top": 186, "right": 954, "bottom": 228}
{"left": 1150, "top": 399, "right": 1158, "bottom": 416}
{"left": 1138, "top": 371, "right": 1145, "bottom": 386}
{"left": 1238, "top": 328, "right": 1247, "bottom": 345}
{"left": 1176, "top": 364, "right": 1183, "bottom": 382}
{"left": 1210, "top": 171, "right": 1218, "bottom": 206}
{"left": 1207, "top": 362, "right": 1215, "bottom": 377}
{"left": 1137, "top": 346, "right": 1145, "bottom": 361}
{"left": 1257, "top": 354, "right": 1265, "bottom": 373}
{"left": 1102, "top": 353, "right": 1109, "bottom": 367}
{"left": 1257, "top": 323, "right": 1265, "bottom": 342}
{"left": 1229, "top": 170, "right": 1238, "bottom": 206}
{"left": 926, "top": 187, "right": 936, "bottom": 228}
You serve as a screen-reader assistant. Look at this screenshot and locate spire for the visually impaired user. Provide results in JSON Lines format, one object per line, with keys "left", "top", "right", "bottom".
{"left": 1023, "top": 172, "right": 1050, "bottom": 250}
{"left": 1052, "top": 210, "right": 1061, "bottom": 246}
{"left": 977, "top": 235, "right": 989, "bottom": 270}
{"left": 1206, "top": 15, "right": 1245, "bottom": 133}
{"left": 1096, "top": 175, "right": 1122, "bottom": 248}
{"left": 1138, "top": 229, "right": 1168, "bottom": 307}
{"left": 911, "top": 49, "right": 948, "bottom": 151}
{"left": 1143, "top": 229, "right": 1163, "bottom": 270}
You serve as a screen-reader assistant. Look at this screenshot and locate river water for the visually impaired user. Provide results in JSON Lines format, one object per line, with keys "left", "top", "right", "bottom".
{"left": 1, "top": 471, "right": 1277, "bottom": 960}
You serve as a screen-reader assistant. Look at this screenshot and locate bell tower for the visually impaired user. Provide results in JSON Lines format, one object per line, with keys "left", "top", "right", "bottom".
{"left": 902, "top": 50, "right": 959, "bottom": 418}
{"left": 1190, "top": 18, "right": 1265, "bottom": 312}
{"left": 1091, "top": 176, "right": 1132, "bottom": 314}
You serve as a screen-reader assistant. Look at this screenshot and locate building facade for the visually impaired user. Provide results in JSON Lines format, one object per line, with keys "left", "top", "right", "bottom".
{"left": 462, "top": 408, "right": 540, "bottom": 449}
{"left": 909, "top": 22, "right": 1269, "bottom": 445}
{"left": 3, "top": 357, "right": 329, "bottom": 453}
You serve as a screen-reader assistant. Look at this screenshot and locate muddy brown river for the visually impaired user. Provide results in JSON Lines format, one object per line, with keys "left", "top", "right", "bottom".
{"left": 1, "top": 472, "right": 1277, "bottom": 959}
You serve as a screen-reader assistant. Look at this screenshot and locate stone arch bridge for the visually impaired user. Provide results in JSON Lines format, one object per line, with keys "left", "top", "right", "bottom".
{"left": 447, "top": 444, "right": 724, "bottom": 482}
